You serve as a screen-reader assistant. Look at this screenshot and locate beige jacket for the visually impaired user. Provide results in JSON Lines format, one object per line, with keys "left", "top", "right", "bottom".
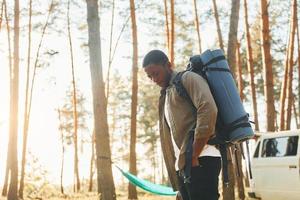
{"left": 158, "top": 71, "right": 218, "bottom": 190}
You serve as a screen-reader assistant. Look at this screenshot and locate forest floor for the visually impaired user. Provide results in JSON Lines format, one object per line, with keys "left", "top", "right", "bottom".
{"left": 0, "top": 185, "right": 255, "bottom": 199}
{"left": 0, "top": 192, "right": 173, "bottom": 200}
{"left": 0, "top": 192, "right": 255, "bottom": 200}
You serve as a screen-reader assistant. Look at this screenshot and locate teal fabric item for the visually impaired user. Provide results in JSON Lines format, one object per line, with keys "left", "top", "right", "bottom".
{"left": 116, "top": 166, "right": 177, "bottom": 196}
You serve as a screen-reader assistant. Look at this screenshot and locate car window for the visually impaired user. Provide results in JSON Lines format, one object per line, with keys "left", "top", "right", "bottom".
{"left": 261, "top": 136, "right": 298, "bottom": 157}
{"left": 254, "top": 141, "right": 260, "bottom": 158}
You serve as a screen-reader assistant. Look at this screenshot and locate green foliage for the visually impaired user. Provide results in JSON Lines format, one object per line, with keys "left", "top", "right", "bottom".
{"left": 137, "top": 71, "right": 160, "bottom": 166}
{"left": 107, "top": 71, "right": 131, "bottom": 163}
{"left": 23, "top": 152, "right": 57, "bottom": 199}
{"left": 59, "top": 85, "right": 90, "bottom": 147}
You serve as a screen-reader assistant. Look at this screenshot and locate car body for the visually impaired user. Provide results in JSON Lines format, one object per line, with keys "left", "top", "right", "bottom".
{"left": 249, "top": 130, "right": 300, "bottom": 200}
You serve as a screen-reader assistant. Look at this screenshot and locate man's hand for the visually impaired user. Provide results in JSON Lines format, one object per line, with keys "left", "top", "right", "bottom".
{"left": 192, "top": 156, "right": 199, "bottom": 167}
{"left": 176, "top": 191, "right": 183, "bottom": 200}
{"left": 192, "top": 137, "right": 209, "bottom": 166}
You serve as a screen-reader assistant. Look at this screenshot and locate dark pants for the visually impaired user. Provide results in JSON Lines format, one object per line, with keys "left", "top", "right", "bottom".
{"left": 176, "top": 156, "right": 221, "bottom": 200}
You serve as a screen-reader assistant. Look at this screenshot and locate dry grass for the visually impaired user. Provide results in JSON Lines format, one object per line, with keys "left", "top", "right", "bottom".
{"left": 0, "top": 191, "right": 174, "bottom": 200}
{"left": 0, "top": 186, "right": 255, "bottom": 200}
{"left": 0, "top": 192, "right": 255, "bottom": 200}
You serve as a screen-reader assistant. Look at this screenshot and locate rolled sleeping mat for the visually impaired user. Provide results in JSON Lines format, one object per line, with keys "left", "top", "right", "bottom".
{"left": 194, "top": 49, "right": 254, "bottom": 144}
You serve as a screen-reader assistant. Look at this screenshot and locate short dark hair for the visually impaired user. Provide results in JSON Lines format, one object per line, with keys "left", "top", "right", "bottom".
{"left": 142, "top": 50, "right": 169, "bottom": 68}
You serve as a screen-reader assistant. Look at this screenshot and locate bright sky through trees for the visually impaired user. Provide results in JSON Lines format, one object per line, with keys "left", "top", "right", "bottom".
{"left": 0, "top": 0, "right": 294, "bottom": 189}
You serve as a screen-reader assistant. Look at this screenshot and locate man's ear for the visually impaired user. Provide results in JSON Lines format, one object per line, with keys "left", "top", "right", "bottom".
{"left": 165, "top": 61, "right": 172, "bottom": 72}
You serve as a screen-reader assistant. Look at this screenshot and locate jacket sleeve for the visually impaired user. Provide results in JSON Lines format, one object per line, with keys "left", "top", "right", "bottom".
{"left": 181, "top": 71, "right": 218, "bottom": 139}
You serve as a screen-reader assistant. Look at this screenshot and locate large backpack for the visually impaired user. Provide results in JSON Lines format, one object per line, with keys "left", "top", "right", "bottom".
{"left": 173, "top": 49, "right": 254, "bottom": 184}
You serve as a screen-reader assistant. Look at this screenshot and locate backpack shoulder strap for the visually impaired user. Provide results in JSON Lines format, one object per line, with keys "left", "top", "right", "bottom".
{"left": 172, "top": 71, "right": 196, "bottom": 112}
{"left": 173, "top": 72, "right": 188, "bottom": 98}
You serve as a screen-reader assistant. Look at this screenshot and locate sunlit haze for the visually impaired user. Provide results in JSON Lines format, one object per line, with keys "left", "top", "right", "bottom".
{"left": 0, "top": 0, "right": 285, "bottom": 191}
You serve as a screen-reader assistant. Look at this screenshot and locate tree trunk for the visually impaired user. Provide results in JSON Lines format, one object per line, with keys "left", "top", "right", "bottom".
{"left": 7, "top": 0, "right": 20, "bottom": 199}
{"left": 285, "top": 0, "right": 297, "bottom": 130}
{"left": 292, "top": 95, "right": 299, "bottom": 128}
{"left": 163, "top": 0, "right": 170, "bottom": 53}
{"left": 86, "top": 1, "right": 116, "bottom": 199}
{"left": 260, "top": 0, "right": 276, "bottom": 131}
{"left": 2, "top": 165, "right": 9, "bottom": 196}
{"left": 128, "top": 0, "right": 138, "bottom": 199}
{"left": 241, "top": 143, "right": 250, "bottom": 187}
{"left": 279, "top": 42, "right": 289, "bottom": 130}
{"left": 3, "top": 0, "right": 12, "bottom": 77}
{"left": 212, "top": 0, "right": 224, "bottom": 51}
{"left": 170, "top": 0, "right": 175, "bottom": 66}
{"left": 224, "top": 1, "right": 240, "bottom": 199}
{"left": 234, "top": 145, "right": 245, "bottom": 200}
{"left": 243, "top": 0, "right": 259, "bottom": 131}
{"left": 67, "top": 0, "right": 80, "bottom": 192}
{"left": 57, "top": 109, "right": 65, "bottom": 194}
{"left": 19, "top": 0, "right": 32, "bottom": 198}
{"left": 2, "top": 1, "right": 12, "bottom": 195}
{"left": 0, "top": 1, "right": 4, "bottom": 32}
{"left": 151, "top": 139, "right": 157, "bottom": 183}
{"left": 89, "top": 131, "right": 95, "bottom": 192}
{"left": 227, "top": 0, "right": 240, "bottom": 77}
{"left": 297, "top": 20, "right": 300, "bottom": 125}
{"left": 236, "top": 41, "right": 244, "bottom": 101}
{"left": 192, "top": 0, "right": 202, "bottom": 53}
{"left": 222, "top": 149, "right": 235, "bottom": 200}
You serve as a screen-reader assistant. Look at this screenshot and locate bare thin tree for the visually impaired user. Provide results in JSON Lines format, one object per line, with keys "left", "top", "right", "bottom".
{"left": 297, "top": 21, "right": 300, "bottom": 123}
{"left": 212, "top": 0, "right": 224, "bottom": 51}
{"left": 2, "top": 0, "right": 12, "bottom": 195}
{"left": 86, "top": 0, "right": 116, "bottom": 199}
{"left": 234, "top": 145, "right": 245, "bottom": 200}
{"left": 170, "top": 0, "right": 175, "bottom": 65}
{"left": 7, "top": 0, "right": 20, "bottom": 199}
{"left": 192, "top": 0, "right": 202, "bottom": 53}
{"left": 67, "top": 0, "right": 80, "bottom": 191}
{"left": 242, "top": 1, "right": 258, "bottom": 187}
{"left": 106, "top": 0, "right": 115, "bottom": 100}
{"left": 18, "top": 1, "right": 54, "bottom": 198}
{"left": 292, "top": 95, "right": 299, "bottom": 128}
{"left": 224, "top": 1, "right": 240, "bottom": 200}
{"left": 227, "top": 0, "right": 240, "bottom": 76}
{"left": 163, "top": 0, "right": 170, "bottom": 52}
{"left": 27, "top": 0, "right": 54, "bottom": 127}
{"left": 279, "top": 46, "right": 289, "bottom": 130}
{"left": 243, "top": 0, "right": 259, "bottom": 131}
{"left": 57, "top": 109, "right": 65, "bottom": 194}
{"left": 236, "top": 41, "right": 244, "bottom": 101}
{"left": 260, "top": 0, "right": 276, "bottom": 131}
{"left": 279, "top": 0, "right": 297, "bottom": 131}
{"left": 106, "top": 1, "right": 144, "bottom": 101}
{"left": 3, "top": 0, "right": 11, "bottom": 75}
{"left": 0, "top": 1, "right": 4, "bottom": 31}
{"left": 19, "top": 0, "right": 32, "bottom": 197}
{"left": 285, "top": 0, "right": 297, "bottom": 130}
{"left": 88, "top": 131, "right": 95, "bottom": 192}
{"left": 128, "top": 0, "right": 138, "bottom": 199}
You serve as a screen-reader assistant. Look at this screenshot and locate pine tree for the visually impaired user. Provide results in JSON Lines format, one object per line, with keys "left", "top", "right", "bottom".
{"left": 7, "top": 0, "right": 20, "bottom": 199}
{"left": 261, "top": 0, "right": 276, "bottom": 131}
{"left": 86, "top": 0, "right": 116, "bottom": 198}
{"left": 128, "top": 0, "right": 138, "bottom": 198}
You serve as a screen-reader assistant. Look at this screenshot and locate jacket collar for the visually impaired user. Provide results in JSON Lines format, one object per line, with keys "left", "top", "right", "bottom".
{"left": 166, "top": 71, "right": 178, "bottom": 88}
{"left": 160, "top": 71, "right": 178, "bottom": 95}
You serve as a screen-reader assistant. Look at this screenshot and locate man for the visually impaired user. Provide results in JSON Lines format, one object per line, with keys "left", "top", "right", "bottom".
{"left": 143, "top": 50, "right": 221, "bottom": 200}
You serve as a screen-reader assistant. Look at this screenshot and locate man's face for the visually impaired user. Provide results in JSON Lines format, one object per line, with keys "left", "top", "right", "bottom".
{"left": 144, "top": 63, "right": 172, "bottom": 88}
